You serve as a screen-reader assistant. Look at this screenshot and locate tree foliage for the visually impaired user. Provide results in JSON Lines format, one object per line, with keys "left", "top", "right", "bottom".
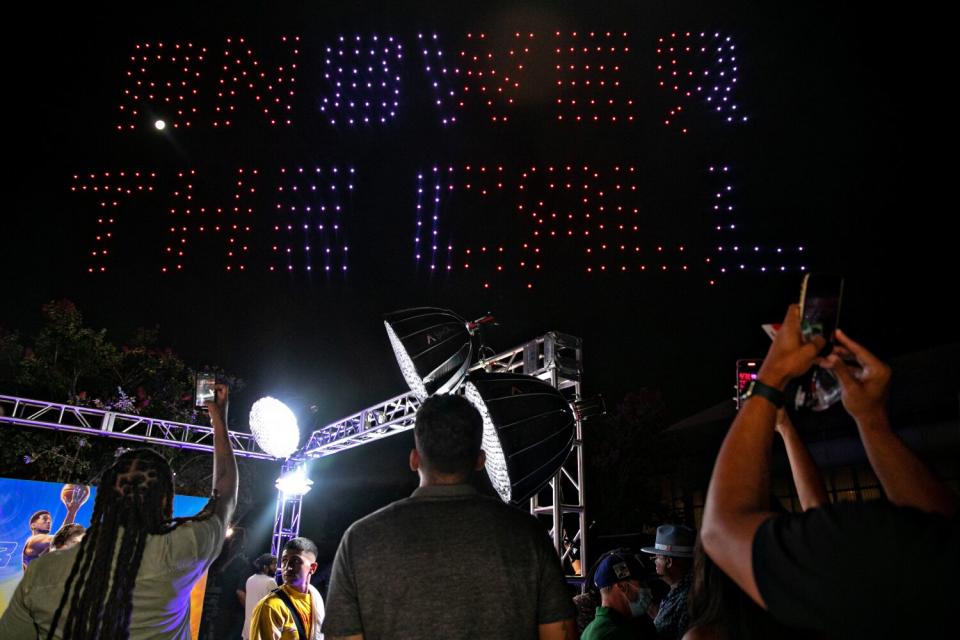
{"left": 3, "top": 300, "right": 242, "bottom": 424}
{"left": 16, "top": 300, "right": 117, "bottom": 402}
{"left": 1, "top": 300, "right": 259, "bottom": 502}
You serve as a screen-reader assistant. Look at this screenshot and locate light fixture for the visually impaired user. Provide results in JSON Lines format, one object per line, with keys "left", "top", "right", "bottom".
{"left": 249, "top": 397, "right": 300, "bottom": 459}
{"left": 275, "top": 464, "right": 314, "bottom": 496}
{"left": 463, "top": 371, "right": 576, "bottom": 503}
{"left": 384, "top": 307, "right": 478, "bottom": 400}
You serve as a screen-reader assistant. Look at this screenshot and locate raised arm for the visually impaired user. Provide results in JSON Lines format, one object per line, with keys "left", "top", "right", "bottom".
{"left": 822, "top": 330, "right": 959, "bottom": 518}
{"left": 775, "top": 409, "right": 829, "bottom": 510}
{"left": 206, "top": 383, "right": 238, "bottom": 525}
{"left": 701, "top": 305, "right": 823, "bottom": 608}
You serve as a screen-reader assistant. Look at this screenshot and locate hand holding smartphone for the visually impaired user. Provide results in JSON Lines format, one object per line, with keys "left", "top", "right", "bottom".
{"left": 799, "top": 273, "right": 844, "bottom": 353}
{"left": 795, "top": 274, "right": 845, "bottom": 411}
{"left": 195, "top": 373, "right": 217, "bottom": 408}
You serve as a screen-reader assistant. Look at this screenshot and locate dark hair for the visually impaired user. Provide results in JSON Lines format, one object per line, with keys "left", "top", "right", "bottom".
{"left": 688, "top": 537, "right": 804, "bottom": 640}
{"left": 254, "top": 553, "right": 277, "bottom": 571}
{"left": 52, "top": 524, "right": 86, "bottom": 550}
{"left": 414, "top": 394, "right": 482, "bottom": 475}
{"left": 30, "top": 510, "right": 52, "bottom": 526}
{"left": 46, "top": 448, "right": 218, "bottom": 640}
{"left": 283, "top": 537, "right": 318, "bottom": 559}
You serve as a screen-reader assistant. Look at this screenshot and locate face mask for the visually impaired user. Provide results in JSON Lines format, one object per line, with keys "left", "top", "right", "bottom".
{"left": 629, "top": 586, "right": 653, "bottom": 618}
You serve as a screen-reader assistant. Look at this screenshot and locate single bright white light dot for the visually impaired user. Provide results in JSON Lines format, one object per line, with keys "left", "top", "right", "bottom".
{"left": 154, "top": 120, "right": 166, "bottom": 130}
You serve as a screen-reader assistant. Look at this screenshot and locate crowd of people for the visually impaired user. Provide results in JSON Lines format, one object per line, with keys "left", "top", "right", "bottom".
{"left": 0, "top": 304, "right": 956, "bottom": 639}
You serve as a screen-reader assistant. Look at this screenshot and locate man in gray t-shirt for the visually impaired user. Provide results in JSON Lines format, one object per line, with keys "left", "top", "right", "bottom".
{"left": 322, "top": 394, "right": 575, "bottom": 640}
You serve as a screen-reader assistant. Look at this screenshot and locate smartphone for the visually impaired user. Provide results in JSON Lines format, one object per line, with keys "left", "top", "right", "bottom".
{"left": 735, "top": 359, "right": 761, "bottom": 408}
{"left": 195, "top": 373, "right": 216, "bottom": 408}
{"left": 799, "top": 273, "right": 844, "bottom": 348}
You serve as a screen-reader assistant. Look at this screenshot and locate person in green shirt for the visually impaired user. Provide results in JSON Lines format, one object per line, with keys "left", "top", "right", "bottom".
{"left": 582, "top": 550, "right": 657, "bottom": 640}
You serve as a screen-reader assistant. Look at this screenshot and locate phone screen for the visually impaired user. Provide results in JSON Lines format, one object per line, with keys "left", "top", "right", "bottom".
{"left": 195, "top": 374, "right": 216, "bottom": 408}
{"left": 799, "top": 274, "right": 844, "bottom": 344}
{"left": 735, "top": 359, "right": 761, "bottom": 408}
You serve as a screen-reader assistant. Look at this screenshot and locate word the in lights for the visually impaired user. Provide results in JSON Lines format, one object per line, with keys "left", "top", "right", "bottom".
{"left": 249, "top": 396, "right": 300, "bottom": 459}
{"left": 275, "top": 465, "right": 314, "bottom": 496}
{"left": 71, "top": 166, "right": 353, "bottom": 274}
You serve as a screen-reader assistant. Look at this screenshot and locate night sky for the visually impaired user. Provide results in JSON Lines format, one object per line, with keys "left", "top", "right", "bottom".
{"left": 3, "top": 2, "right": 955, "bottom": 550}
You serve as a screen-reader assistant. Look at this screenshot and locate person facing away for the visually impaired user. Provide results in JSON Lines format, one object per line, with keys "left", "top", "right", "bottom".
{"left": 0, "top": 383, "right": 238, "bottom": 640}
{"left": 682, "top": 536, "right": 812, "bottom": 640}
{"left": 580, "top": 550, "right": 657, "bottom": 640}
{"left": 701, "top": 305, "right": 960, "bottom": 639}
{"left": 243, "top": 553, "right": 278, "bottom": 640}
{"left": 321, "top": 393, "right": 576, "bottom": 640}
{"left": 250, "top": 537, "right": 325, "bottom": 640}
{"left": 682, "top": 409, "right": 828, "bottom": 640}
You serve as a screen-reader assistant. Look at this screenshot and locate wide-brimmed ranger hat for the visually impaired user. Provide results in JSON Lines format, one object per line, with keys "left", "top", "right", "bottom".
{"left": 640, "top": 524, "right": 695, "bottom": 558}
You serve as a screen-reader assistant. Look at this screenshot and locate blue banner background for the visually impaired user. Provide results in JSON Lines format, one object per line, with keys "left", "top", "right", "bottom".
{"left": 0, "top": 476, "right": 209, "bottom": 615}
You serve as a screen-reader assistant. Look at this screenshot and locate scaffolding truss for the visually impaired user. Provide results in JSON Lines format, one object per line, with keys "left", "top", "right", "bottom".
{"left": 0, "top": 394, "right": 273, "bottom": 460}
{"left": 271, "top": 458, "right": 307, "bottom": 557}
{"left": 478, "top": 332, "right": 587, "bottom": 579}
{"left": 1, "top": 331, "right": 587, "bottom": 576}
{"left": 301, "top": 392, "right": 423, "bottom": 458}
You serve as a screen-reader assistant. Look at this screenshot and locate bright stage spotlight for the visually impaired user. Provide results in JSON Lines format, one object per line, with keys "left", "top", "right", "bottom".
{"left": 275, "top": 464, "right": 314, "bottom": 496}
{"left": 249, "top": 396, "right": 300, "bottom": 459}
{"left": 384, "top": 307, "right": 481, "bottom": 400}
{"left": 154, "top": 119, "right": 166, "bottom": 130}
{"left": 463, "top": 371, "right": 576, "bottom": 504}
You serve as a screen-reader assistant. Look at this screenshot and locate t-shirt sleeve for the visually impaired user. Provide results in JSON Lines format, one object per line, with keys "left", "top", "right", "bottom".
{"left": 534, "top": 525, "right": 576, "bottom": 624}
{"left": 250, "top": 597, "right": 286, "bottom": 640}
{"left": 320, "top": 527, "right": 363, "bottom": 636}
{"left": 751, "top": 502, "right": 953, "bottom": 637}
{"left": 165, "top": 512, "right": 226, "bottom": 576}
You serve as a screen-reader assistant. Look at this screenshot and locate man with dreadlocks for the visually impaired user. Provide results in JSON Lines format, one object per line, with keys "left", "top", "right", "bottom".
{"left": 0, "top": 383, "right": 238, "bottom": 640}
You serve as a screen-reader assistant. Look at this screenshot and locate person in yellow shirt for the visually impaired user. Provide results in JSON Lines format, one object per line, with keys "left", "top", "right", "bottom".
{"left": 250, "top": 537, "right": 325, "bottom": 640}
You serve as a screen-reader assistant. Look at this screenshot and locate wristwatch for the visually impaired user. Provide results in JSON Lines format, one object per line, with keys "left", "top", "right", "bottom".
{"left": 741, "top": 379, "right": 786, "bottom": 408}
